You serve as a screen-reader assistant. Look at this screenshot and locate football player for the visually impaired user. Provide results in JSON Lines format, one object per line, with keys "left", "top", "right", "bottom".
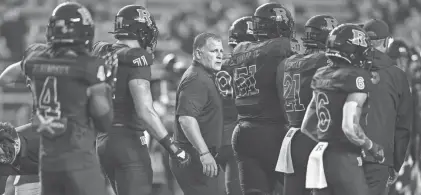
{"left": 228, "top": 3, "right": 295, "bottom": 195}
{"left": 92, "top": 5, "right": 190, "bottom": 195}
{"left": 0, "top": 123, "right": 40, "bottom": 195}
{"left": 0, "top": 123, "right": 38, "bottom": 176}
{"left": 301, "top": 24, "right": 384, "bottom": 195}
{"left": 21, "top": 2, "right": 114, "bottom": 195}
{"left": 275, "top": 15, "right": 338, "bottom": 195}
{"left": 215, "top": 16, "right": 255, "bottom": 195}
{"left": 0, "top": 44, "right": 46, "bottom": 195}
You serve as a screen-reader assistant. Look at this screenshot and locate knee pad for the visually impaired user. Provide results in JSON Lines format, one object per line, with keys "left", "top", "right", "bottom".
{"left": 244, "top": 189, "right": 270, "bottom": 195}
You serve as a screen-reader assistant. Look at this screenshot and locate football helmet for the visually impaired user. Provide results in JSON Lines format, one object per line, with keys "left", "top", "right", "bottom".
{"left": 228, "top": 16, "right": 256, "bottom": 48}
{"left": 386, "top": 38, "right": 410, "bottom": 60}
{"left": 302, "top": 15, "right": 338, "bottom": 48}
{"left": 0, "top": 122, "right": 20, "bottom": 165}
{"left": 387, "top": 38, "right": 411, "bottom": 71}
{"left": 110, "top": 5, "right": 159, "bottom": 50}
{"left": 253, "top": 3, "right": 295, "bottom": 40}
{"left": 326, "top": 24, "right": 373, "bottom": 69}
{"left": 46, "top": 2, "right": 95, "bottom": 49}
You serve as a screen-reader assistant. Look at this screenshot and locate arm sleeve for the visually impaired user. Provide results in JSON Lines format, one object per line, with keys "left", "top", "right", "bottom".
{"left": 394, "top": 70, "right": 413, "bottom": 171}
{"left": 176, "top": 77, "right": 208, "bottom": 118}
{"left": 128, "top": 66, "right": 152, "bottom": 81}
{"left": 343, "top": 69, "right": 373, "bottom": 93}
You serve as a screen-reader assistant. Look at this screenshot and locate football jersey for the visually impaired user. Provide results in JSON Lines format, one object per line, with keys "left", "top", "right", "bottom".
{"left": 21, "top": 43, "right": 50, "bottom": 117}
{"left": 92, "top": 41, "right": 153, "bottom": 131}
{"left": 282, "top": 52, "right": 331, "bottom": 127}
{"left": 228, "top": 37, "right": 293, "bottom": 123}
{"left": 215, "top": 54, "right": 238, "bottom": 145}
{"left": 22, "top": 45, "right": 107, "bottom": 171}
{"left": 309, "top": 64, "right": 372, "bottom": 148}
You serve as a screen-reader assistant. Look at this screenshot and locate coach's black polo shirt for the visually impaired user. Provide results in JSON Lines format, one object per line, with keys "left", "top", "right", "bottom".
{"left": 175, "top": 60, "right": 223, "bottom": 149}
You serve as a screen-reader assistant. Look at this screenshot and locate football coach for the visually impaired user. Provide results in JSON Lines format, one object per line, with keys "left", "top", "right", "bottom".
{"left": 170, "top": 32, "right": 224, "bottom": 195}
{"left": 360, "top": 19, "right": 413, "bottom": 195}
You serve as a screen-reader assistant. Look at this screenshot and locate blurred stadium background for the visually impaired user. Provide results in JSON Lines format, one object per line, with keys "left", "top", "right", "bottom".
{"left": 0, "top": 0, "right": 420, "bottom": 195}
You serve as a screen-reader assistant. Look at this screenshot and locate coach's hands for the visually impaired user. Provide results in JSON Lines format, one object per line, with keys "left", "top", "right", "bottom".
{"left": 200, "top": 152, "right": 218, "bottom": 177}
{"left": 367, "top": 141, "right": 385, "bottom": 163}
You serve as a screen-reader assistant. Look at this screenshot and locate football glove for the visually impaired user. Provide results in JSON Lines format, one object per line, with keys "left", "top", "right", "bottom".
{"left": 159, "top": 134, "right": 191, "bottom": 168}
{"left": 102, "top": 52, "right": 118, "bottom": 89}
{"left": 366, "top": 140, "right": 385, "bottom": 163}
{"left": 0, "top": 122, "right": 21, "bottom": 164}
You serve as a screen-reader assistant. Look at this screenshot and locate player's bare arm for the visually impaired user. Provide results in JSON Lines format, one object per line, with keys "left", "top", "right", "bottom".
{"left": 129, "top": 78, "right": 169, "bottom": 139}
{"left": 342, "top": 92, "right": 385, "bottom": 162}
{"left": 87, "top": 82, "right": 114, "bottom": 133}
{"left": 300, "top": 92, "right": 319, "bottom": 141}
{"left": 0, "top": 61, "right": 23, "bottom": 87}
{"left": 129, "top": 78, "right": 190, "bottom": 166}
{"left": 342, "top": 92, "right": 370, "bottom": 147}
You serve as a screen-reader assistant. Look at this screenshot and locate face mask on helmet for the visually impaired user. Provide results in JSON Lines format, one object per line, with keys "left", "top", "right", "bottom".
{"left": 46, "top": 2, "right": 95, "bottom": 50}
{"left": 253, "top": 3, "right": 295, "bottom": 40}
{"left": 302, "top": 15, "right": 338, "bottom": 49}
{"left": 252, "top": 16, "right": 294, "bottom": 39}
{"left": 326, "top": 24, "right": 373, "bottom": 69}
{"left": 111, "top": 5, "right": 159, "bottom": 50}
{"left": 302, "top": 27, "right": 326, "bottom": 48}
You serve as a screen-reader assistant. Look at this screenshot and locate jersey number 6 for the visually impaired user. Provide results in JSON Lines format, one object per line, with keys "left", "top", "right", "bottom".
{"left": 315, "top": 92, "right": 331, "bottom": 132}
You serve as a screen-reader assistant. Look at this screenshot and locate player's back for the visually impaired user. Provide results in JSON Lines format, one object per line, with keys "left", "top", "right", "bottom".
{"left": 283, "top": 52, "right": 330, "bottom": 127}
{"left": 310, "top": 63, "right": 372, "bottom": 150}
{"left": 23, "top": 46, "right": 105, "bottom": 171}
{"left": 92, "top": 41, "right": 153, "bottom": 131}
{"left": 229, "top": 37, "right": 292, "bottom": 123}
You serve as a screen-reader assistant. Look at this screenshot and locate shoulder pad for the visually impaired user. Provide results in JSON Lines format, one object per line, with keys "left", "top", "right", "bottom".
{"left": 284, "top": 54, "right": 305, "bottom": 72}
{"left": 222, "top": 53, "right": 232, "bottom": 67}
{"left": 24, "top": 43, "right": 48, "bottom": 58}
{"left": 232, "top": 42, "right": 250, "bottom": 54}
{"left": 117, "top": 47, "right": 153, "bottom": 67}
{"left": 22, "top": 43, "right": 49, "bottom": 70}
{"left": 313, "top": 66, "right": 372, "bottom": 93}
{"left": 305, "top": 52, "right": 332, "bottom": 70}
{"left": 340, "top": 67, "right": 372, "bottom": 93}
{"left": 91, "top": 41, "right": 112, "bottom": 58}
{"left": 223, "top": 53, "right": 231, "bottom": 60}
{"left": 262, "top": 37, "right": 292, "bottom": 57}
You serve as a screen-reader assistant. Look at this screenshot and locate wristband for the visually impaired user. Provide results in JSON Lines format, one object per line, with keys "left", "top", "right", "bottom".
{"left": 159, "top": 134, "right": 179, "bottom": 155}
{"left": 200, "top": 151, "right": 210, "bottom": 157}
